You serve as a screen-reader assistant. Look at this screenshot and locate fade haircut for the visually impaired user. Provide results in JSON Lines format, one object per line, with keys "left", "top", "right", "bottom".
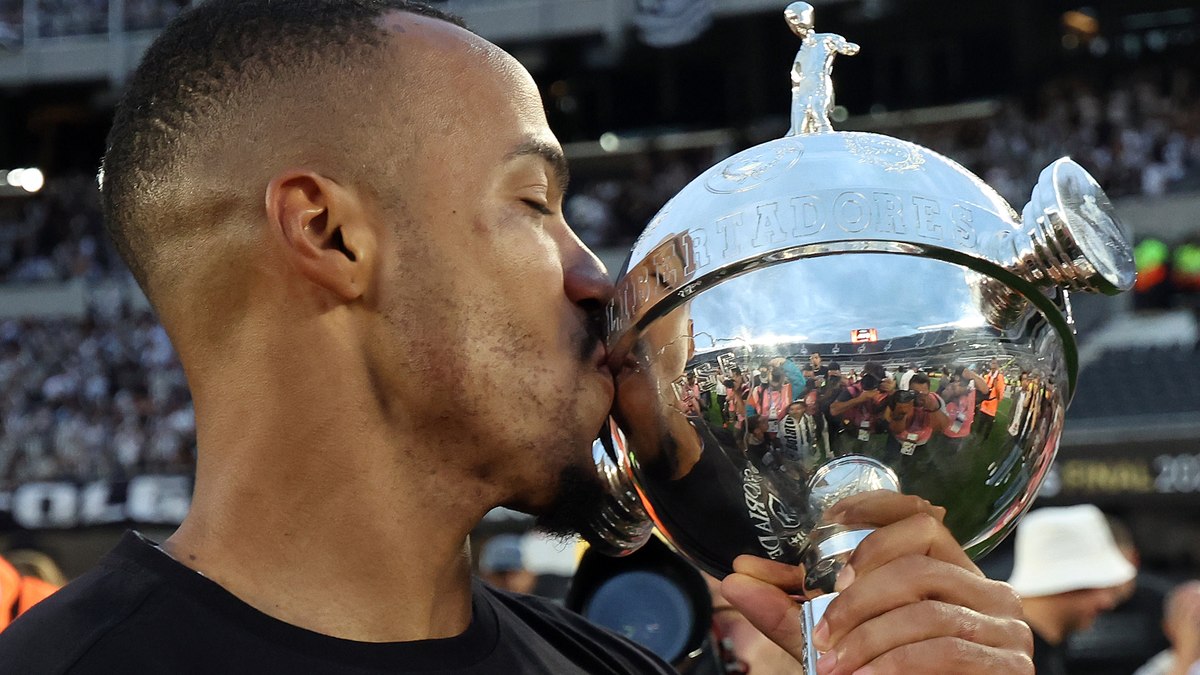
{"left": 101, "top": 0, "right": 466, "bottom": 300}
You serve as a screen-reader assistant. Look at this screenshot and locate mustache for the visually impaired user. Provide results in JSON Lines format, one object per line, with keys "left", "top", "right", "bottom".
{"left": 578, "top": 305, "right": 608, "bottom": 362}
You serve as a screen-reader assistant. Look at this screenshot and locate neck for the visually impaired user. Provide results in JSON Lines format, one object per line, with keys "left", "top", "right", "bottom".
{"left": 166, "top": 330, "right": 495, "bottom": 643}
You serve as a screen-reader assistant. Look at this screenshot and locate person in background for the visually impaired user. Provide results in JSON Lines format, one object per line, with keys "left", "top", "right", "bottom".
{"left": 0, "top": 553, "right": 60, "bottom": 631}
{"left": 940, "top": 366, "right": 989, "bottom": 440}
{"left": 1066, "top": 516, "right": 1173, "bottom": 675}
{"left": 3, "top": 549, "right": 67, "bottom": 588}
{"left": 977, "top": 357, "right": 1006, "bottom": 437}
{"left": 478, "top": 534, "right": 538, "bottom": 596}
{"left": 749, "top": 367, "right": 792, "bottom": 438}
{"left": 1008, "top": 504, "right": 1136, "bottom": 675}
{"left": 1135, "top": 581, "right": 1200, "bottom": 675}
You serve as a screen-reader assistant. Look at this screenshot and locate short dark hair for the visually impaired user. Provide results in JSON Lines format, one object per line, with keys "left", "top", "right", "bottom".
{"left": 101, "top": 0, "right": 465, "bottom": 297}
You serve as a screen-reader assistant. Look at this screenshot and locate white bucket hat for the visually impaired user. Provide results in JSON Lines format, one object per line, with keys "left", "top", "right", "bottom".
{"left": 1007, "top": 504, "right": 1136, "bottom": 598}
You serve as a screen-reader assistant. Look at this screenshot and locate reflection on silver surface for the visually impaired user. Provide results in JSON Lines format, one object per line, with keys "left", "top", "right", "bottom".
{"left": 585, "top": 0, "right": 1134, "bottom": 612}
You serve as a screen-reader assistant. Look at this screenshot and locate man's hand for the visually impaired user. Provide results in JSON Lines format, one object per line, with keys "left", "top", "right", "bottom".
{"left": 720, "top": 492, "right": 1033, "bottom": 674}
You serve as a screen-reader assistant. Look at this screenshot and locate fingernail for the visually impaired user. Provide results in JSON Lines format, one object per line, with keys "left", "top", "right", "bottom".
{"left": 815, "top": 648, "right": 838, "bottom": 674}
{"left": 852, "top": 668, "right": 875, "bottom": 675}
{"left": 834, "top": 564, "right": 855, "bottom": 592}
{"left": 812, "top": 618, "right": 830, "bottom": 651}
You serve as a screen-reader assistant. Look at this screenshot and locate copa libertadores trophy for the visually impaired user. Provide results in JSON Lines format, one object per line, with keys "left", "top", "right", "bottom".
{"left": 582, "top": 2, "right": 1136, "bottom": 671}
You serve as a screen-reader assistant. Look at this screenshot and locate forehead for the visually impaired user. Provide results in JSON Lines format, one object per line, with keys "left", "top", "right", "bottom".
{"left": 378, "top": 13, "right": 555, "bottom": 148}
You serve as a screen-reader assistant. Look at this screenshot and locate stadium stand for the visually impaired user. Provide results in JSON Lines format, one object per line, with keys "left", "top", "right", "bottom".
{"left": 0, "top": 308, "right": 193, "bottom": 488}
{"left": 1071, "top": 344, "right": 1200, "bottom": 420}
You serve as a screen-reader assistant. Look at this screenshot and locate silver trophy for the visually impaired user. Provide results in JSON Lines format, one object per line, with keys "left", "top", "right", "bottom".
{"left": 582, "top": 2, "right": 1136, "bottom": 671}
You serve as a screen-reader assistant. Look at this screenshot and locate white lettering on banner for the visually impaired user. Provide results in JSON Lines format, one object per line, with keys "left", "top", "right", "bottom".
{"left": 1047, "top": 454, "right": 1200, "bottom": 497}
{"left": 1, "top": 476, "right": 194, "bottom": 530}
{"left": 127, "top": 476, "right": 193, "bottom": 524}
{"left": 1153, "top": 454, "right": 1200, "bottom": 493}
{"left": 81, "top": 481, "right": 126, "bottom": 525}
{"left": 13, "top": 483, "right": 78, "bottom": 529}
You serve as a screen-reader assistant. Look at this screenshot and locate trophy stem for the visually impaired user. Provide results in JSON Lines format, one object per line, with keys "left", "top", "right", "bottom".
{"left": 801, "top": 593, "right": 837, "bottom": 674}
{"left": 798, "top": 527, "right": 873, "bottom": 673}
{"left": 802, "top": 527, "right": 873, "bottom": 594}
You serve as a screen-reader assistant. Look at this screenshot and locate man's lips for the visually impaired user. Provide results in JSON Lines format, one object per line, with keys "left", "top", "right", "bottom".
{"left": 590, "top": 339, "right": 611, "bottom": 373}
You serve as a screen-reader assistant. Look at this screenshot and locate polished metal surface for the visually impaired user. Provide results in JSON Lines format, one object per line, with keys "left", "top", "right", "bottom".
{"left": 585, "top": 426, "right": 654, "bottom": 557}
{"left": 801, "top": 593, "right": 837, "bottom": 673}
{"left": 587, "top": 0, "right": 1135, "bottom": 625}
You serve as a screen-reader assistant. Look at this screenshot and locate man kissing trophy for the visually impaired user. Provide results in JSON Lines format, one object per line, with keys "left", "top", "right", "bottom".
{"left": 582, "top": 2, "right": 1136, "bottom": 672}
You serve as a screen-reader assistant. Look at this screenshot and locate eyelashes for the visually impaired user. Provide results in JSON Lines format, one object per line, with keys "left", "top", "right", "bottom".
{"left": 521, "top": 199, "right": 554, "bottom": 216}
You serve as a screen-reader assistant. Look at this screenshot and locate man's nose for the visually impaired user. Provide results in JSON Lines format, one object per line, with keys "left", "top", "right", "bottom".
{"left": 560, "top": 229, "right": 615, "bottom": 307}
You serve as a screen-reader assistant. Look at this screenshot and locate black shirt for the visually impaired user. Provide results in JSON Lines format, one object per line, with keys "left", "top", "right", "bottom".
{"left": 1032, "top": 628, "right": 1068, "bottom": 675}
{"left": 0, "top": 532, "right": 674, "bottom": 674}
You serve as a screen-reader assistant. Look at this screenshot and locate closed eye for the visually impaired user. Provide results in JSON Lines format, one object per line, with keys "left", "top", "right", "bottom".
{"left": 522, "top": 199, "right": 554, "bottom": 216}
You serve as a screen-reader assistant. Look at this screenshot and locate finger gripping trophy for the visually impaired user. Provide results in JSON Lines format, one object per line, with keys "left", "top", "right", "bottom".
{"left": 583, "top": 3, "right": 1135, "bottom": 672}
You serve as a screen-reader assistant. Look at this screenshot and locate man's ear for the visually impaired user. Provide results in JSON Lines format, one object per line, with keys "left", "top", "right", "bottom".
{"left": 265, "top": 171, "right": 374, "bottom": 302}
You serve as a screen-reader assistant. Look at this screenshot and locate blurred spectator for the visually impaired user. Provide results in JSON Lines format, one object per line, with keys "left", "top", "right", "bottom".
{"left": 478, "top": 534, "right": 537, "bottom": 595}
{"left": 4, "top": 549, "right": 66, "bottom": 586}
{"left": 1135, "top": 581, "right": 1200, "bottom": 675}
{"left": 1067, "top": 516, "right": 1173, "bottom": 675}
{"left": 0, "top": 552, "right": 59, "bottom": 631}
{"left": 1008, "top": 504, "right": 1137, "bottom": 675}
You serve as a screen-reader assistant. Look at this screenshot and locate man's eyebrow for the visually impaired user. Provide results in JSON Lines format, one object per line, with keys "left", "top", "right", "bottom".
{"left": 505, "top": 140, "right": 570, "bottom": 194}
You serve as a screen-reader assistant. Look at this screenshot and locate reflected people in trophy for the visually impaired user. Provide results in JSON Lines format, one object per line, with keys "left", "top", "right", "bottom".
{"left": 881, "top": 372, "right": 948, "bottom": 463}
{"left": 939, "top": 365, "right": 989, "bottom": 443}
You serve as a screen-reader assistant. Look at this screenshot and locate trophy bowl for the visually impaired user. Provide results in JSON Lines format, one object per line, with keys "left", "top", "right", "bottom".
{"left": 582, "top": 2, "right": 1136, "bottom": 670}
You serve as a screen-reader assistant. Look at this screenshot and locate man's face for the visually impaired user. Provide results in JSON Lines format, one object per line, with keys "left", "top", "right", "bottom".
{"left": 787, "top": 403, "right": 805, "bottom": 419}
{"left": 810, "top": 354, "right": 821, "bottom": 367}
{"left": 364, "top": 16, "right": 613, "bottom": 514}
{"left": 1061, "top": 587, "right": 1121, "bottom": 633}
